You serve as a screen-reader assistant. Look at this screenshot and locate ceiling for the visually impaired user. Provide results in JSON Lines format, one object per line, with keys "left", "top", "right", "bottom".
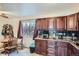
{"left": 0, "top": 3, "right": 79, "bottom": 18}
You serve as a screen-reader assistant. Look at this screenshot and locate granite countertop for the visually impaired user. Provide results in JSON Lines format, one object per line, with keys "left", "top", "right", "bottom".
{"left": 35, "top": 37, "right": 79, "bottom": 50}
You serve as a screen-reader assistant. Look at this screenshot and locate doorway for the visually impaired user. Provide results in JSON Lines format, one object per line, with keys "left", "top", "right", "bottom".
{"left": 21, "top": 19, "right": 35, "bottom": 48}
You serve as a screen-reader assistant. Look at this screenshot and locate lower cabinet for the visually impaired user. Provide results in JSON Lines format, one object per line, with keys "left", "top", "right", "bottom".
{"left": 67, "top": 43, "right": 79, "bottom": 56}
{"left": 35, "top": 40, "right": 40, "bottom": 54}
{"left": 57, "top": 42, "right": 68, "bottom": 56}
{"left": 35, "top": 40, "right": 47, "bottom": 55}
{"left": 35, "top": 40, "right": 79, "bottom": 56}
{"left": 47, "top": 40, "right": 57, "bottom": 56}
{"left": 47, "top": 41, "right": 68, "bottom": 56}
{"left": 57, "top": 47, "right": 67, "bottom": 56}
{"left": 47, "top": 48, "right": 56, "bottom": 56}
{"left": 67, "top": 43, "right": 74, "bottom": 56}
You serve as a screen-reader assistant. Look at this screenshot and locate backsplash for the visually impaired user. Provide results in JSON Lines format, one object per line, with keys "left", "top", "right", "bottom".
{"left": 38, "top": 29, "right": 49, "bottom": 39}
{"left": 56, "top": 31, "right": 79, "bottom": 37}
{"left": 37, "top": 29, "right": 79, "bottom": 40}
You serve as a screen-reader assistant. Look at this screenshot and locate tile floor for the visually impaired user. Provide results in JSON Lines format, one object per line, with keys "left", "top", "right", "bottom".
{"left": 0, "top": 48, "right": 41, "bottom": 56}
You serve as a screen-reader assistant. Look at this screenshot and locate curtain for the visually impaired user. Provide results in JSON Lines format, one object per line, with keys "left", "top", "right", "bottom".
{"left": 33, "top": 20, "right": 38, "bottom": 39}
{"left": 17, "top": 20, "right": 36, "bottom": 39}
{"left": 17, "top": 21, "right": 23, "bottom": 39}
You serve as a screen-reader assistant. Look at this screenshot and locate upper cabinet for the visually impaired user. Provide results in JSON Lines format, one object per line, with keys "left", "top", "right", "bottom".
{"left": 55, "top": 17, "right": 66, "bottom": 31}
{"left": 49, "top": 17, "right": 66, "bottom": 31}
{"left": 42, "top": 18, "right": 49, "bottom": 30}
{"left": 36, "top": 18, "right": 49, "bottom": 30}
{"left": 36, "top": 19, "right": 42, "bottom": 30}
{"left": 77, "top": 13, "right": 79, "bottom": 30}
{"left": 49, "top": 18, "right": 56, "bottom": 30}
{"left": 67, "top": 14, "right": 78, "bottom": 31}
{"left": 35, "top": 12, "right": 79, "bottom": 31}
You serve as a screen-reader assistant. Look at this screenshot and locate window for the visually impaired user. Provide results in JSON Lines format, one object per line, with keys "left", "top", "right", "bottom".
{"left": 22, "top": 20, "right": 35, "bottom": 38}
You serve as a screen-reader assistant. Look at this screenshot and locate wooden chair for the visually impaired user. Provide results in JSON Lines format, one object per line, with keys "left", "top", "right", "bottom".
{"left": 4, "top": 38, "right": 18, "bottom": 56}
{"left": 11, "top": 39, "right": 18, "bottom": 53}
{"left": 0, "top": 42, "right": 4, "bottom": 54}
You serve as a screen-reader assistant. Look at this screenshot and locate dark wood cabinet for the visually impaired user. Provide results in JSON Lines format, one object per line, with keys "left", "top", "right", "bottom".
{"left": 67, "top": 14, "right": 78, "bottom": 31}
{"left": 42, "top": 18, "right": 49, "bottom": 30}
{"left": 41, "top": 40, "right": 47, "bottom": 55}
{"left": 47, "top": 41, "right": 68, "bottom": 56}
{"left": 56, "top": 17, "right": 66, "bottom": 31}
{"left": 35, "top": 40, "right": 41, "bottom": 54}
{"left": 57, "top": 47, "right": 67, "bottom": 56}
{"left": 36, "top": 19, "right": 42, "bottom": 30}
{"left": 35, "top": 12, "right": 79, "bottom": 32}
{"left": 68, "top": 43, "right": 75, "bottom": 56}
{"left": 49, "top": 14, "right": 78, "bottom": 31}
{"left": 67, "top": 43, "right": 79, "bottom": 56}
{"left": 49, "top": 16, "right": 67, "bottom": 31}
{"left": 47, "top": 40, "right": 57, "bottom": 56}
{"left": 77, "top": 13, "right": 79, "bottom": 30}
{"left": 34, "top": 12, "right": 79, "bottom": 56}
{"left": 49, "top": 18, "right": 56, "bottom": 30}
{"left": 57, "top": 41, "right": 68, "bottom": 56}
{"left": 35, "top": 40, "right": 47, "bottom": 55}
{"left": 36, "top": 18, "right": 49, "bottom": 30}
{"left": 35, "top": 39, "right": 79, "bottom": 56}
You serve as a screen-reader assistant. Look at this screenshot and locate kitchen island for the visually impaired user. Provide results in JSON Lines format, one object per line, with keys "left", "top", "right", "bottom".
{"left": 35, "top": 38, "right": 79, "bottom": 56}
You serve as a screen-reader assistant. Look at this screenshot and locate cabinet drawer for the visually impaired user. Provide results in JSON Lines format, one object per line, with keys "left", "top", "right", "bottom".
{"left": 48, "top": 45, "right": 55, "bottom": 48}
{"left": 47, "top": 48, "right": 56, "bottom": 55}
{"left": 48, "top": 50, "right": 56, "bottom": 54}
{"left": 47, "top": 48, "right": 55, "bottom": 51}
{"left": 57, "top": 41, "right": 67, "bottom": 47}
{"left": 48, "top": 41, "right": 56, "bottom": 45}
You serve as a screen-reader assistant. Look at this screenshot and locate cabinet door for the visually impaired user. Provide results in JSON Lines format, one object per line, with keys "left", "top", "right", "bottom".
{"left": 36, "top": 19, "right": 43, "bottom": 30}
{"left": 77, "top": 13, "right": 79, "bottom": 31}
{"left": 70, "top": 45, "right": 79, "bottom": 56}
{"left": 57, "top": 47, "right": 67, "bottom": 56}
{"left": 40, "top": 19, "right": 43, "bottom": 30}
{"left": 67, "top": 14, "right": 77, "bottom": 31}
{"left": 49, "top": 18, "right": 56, "bottom": 30}
{"left": 42, "top": 18, "right": 49, "bottom": 30}
{"left": 57, "top": 41, "right": 67, "bottom": 47}
{"left": 67, "top": 43, "right": 73, "bottom": 56}
{"left": 76, "top": 50, "right": 79, "bottom": 56}
{"left": 47, "top": 41, "right": 57, "bottom": 56}
{"left": 36, "top": 19, "right": 41, "bottom": 30}
{"left": 73, "top": 47, "right": 78, "bottom": 56}
{"left": 45, "top": 18, "right": 49, "bottom": 30}
{"left": 35, "top": 40, "right": 47, "bottom": 55}
{"left": 57, "top": 41, "right": 67, "bottom": 56}
{"left": 42, "top": 19, "right": 46, "bottom": 30}
{"left": 56, "top": 17, "right": 65, "bottom": 31}
{"left": 41, "top": 40, "right": 47, "bottom": 50}
{"left": 40, "top": 40, "right": 47, "bottom": 55}
{"left": 47, "top": 48, "right": 56, "bottom": 56}
{"left": 36, "top": 18, "right": 49, "bottom": 30}
{"left": 67, "top": 43, "right": 78, "bottom": 56}
{"left": 35, "top": 40, "right": 41, "bottom": 54}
